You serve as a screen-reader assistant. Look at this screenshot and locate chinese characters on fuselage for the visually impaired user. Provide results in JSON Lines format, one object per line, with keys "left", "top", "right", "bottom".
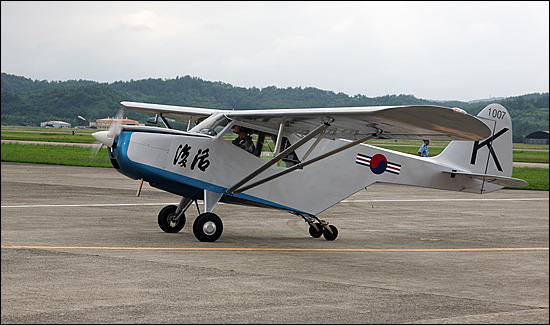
{"left": 173, "top": 144, "right": 210, "bottom": 172}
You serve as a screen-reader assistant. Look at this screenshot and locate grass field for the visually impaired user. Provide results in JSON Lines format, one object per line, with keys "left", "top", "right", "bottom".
{"left": 1, "top": 143, "right": 111, "bottom": 168}
{"left": 2, "top": 126, "right": 548, "bottom": 190}
{"left": 1, "top": 126, "right": 98, "bottom": 143}
{"left": 511, "top": 167, "right": 549, "bottom": 191}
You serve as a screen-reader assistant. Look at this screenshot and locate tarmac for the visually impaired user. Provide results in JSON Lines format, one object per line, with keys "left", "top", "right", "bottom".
{"left": 1, "top": 162, "right": 548, "bottom": 324}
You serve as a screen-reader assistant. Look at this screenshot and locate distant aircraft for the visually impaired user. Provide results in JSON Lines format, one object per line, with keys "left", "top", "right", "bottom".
{"left": 92, "top": 102, "right": 527, "bottom": 242}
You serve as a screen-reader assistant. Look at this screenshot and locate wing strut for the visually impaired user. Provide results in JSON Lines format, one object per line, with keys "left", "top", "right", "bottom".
{"left": 228, "top": 129, "right": 382, "bottom": 195}
{"left": 302, "top": 130, "right": 326, "bottom": 161}
{"left": 226, "top": 122, "right": 331, "bottom": 194}
{"left": 273, "top": 120, "right": 285, "bottom": 156}
{"left": 158, "top": 114, "right": 173, "bottom": 129}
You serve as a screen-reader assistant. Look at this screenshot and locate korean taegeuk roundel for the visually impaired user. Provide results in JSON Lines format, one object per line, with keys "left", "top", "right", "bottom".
{"left": 369, "top": 154, "right": 387, "bottom": 174}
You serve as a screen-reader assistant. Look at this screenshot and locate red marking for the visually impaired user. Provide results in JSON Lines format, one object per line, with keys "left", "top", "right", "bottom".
{"left": 370, "top": 154, "right": 386, "bottom": 168}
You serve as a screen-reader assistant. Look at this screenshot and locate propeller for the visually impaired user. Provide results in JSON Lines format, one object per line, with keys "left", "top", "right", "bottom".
{"left": 91, "top": 106, "right": 126, "bottom": 157}
{"left": 90, "top": 142, "right": 105, "bottom": 159}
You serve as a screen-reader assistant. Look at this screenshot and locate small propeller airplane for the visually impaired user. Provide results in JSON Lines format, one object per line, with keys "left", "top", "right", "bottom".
{"left": 92, "top": 101, "right": 528, "bottom": 242}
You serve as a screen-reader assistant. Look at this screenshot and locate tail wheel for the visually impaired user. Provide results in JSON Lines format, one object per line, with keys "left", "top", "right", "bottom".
{"left": 193, "top": 212, "right": 223, "bottom": 242}
{"left": 308, "top": 223, "right": 323, "bottom": 238}
{"left": 158, "top": 205, "right": 186, "bottom": 233}
{"left": 323, "top": 225, "right": 338, "bottom": 241}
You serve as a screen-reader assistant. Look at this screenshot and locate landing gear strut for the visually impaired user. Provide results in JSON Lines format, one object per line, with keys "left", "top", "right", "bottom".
{"left": 302, "top": 215, "right": 338, "bottom": 241}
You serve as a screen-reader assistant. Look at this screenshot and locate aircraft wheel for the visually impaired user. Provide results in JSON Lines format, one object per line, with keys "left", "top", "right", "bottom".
{"left": 308, "top": 223, "right": 323, "bottom": 238}
{"left": 193, "top": 212, "right": 223, "bottom": 242}
{"left": 158, "top": 205, "right": 185, "bottom": 233}
{"left": 323, "top": 225, "right": 338, "bottom": 241}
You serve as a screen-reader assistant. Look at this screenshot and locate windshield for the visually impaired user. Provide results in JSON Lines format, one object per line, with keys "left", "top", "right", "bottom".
{"left": 189, "top": 114, "right": 229, "bottom": 136}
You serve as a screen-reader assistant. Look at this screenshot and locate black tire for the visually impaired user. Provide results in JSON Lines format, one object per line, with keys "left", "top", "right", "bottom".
{"left": 323, "top": 225, "right": 338, "bottom": 241}
{"left": 308, "top": 223, "right": 323, "bottom": 238}
{"left": 158, "top": 205, "right": 185, "bottom": 233}
{"left": 193, "top": 212, "right": 223, "bottom": 242}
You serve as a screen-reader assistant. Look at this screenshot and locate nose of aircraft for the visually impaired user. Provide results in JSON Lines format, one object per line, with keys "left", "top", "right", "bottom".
{"left": 92, "top": 131, "right": 115, "bottom": 147}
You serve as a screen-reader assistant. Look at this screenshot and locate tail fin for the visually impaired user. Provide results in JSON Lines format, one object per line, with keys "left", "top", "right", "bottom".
{"left": 433, "top": 103, "right": 526, "bottom": 192}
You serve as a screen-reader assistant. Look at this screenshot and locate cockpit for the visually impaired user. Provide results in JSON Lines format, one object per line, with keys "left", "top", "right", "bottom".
{"left": 189, "top": 113, "right": 300, "bottom": 166}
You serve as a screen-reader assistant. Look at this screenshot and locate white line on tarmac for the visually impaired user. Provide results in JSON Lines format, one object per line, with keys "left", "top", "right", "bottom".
{"left": 1, "top": 198, "right": 547, "bottom": 208}
{"left": 341, "top": 198, "right": 549, "bottom": 203}
{"left": 1, "top": 202, "right": 180, "bottom": 208}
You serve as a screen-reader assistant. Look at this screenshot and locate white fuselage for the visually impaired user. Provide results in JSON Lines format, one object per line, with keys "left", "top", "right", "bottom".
{"left": 110, "top": 126, "right": 498, "bottom": 216}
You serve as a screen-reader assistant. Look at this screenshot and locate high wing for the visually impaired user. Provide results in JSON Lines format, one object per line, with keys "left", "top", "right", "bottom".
{"left": 120, "top": 101, "right": 491, "bottom": 141}
{"left": 121, "top": 101, "right": 216, "bottom": 125}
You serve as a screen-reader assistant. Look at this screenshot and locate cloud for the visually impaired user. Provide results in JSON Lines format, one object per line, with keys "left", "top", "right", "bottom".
{"left": 1, "top": 1, "right": 548, "bottom": 101}
{"left": 118, "top": 10, "right": 159, "bottom": 31}
{"left": 468, "top": 21, "right": 500, "bottom": 37}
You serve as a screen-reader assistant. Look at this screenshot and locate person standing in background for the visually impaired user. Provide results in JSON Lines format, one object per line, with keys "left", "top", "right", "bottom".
{"left": 418, "top": 139, "right": 430, "bottom": 157}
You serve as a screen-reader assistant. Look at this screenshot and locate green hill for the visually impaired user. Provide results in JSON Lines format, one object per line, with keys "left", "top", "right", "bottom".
{"left": 1, "top": 72, "right": 548, "bottom": 142}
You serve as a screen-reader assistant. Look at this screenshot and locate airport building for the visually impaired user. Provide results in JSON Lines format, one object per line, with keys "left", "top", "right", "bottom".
{"left": 40, "top": 120, "right": 72, "bottom": 128}
{"left": 523, "top": 131, "right": 549, "bottom": 145}
{"left": 89, "top": 117, "right": 142, "bottom": 129}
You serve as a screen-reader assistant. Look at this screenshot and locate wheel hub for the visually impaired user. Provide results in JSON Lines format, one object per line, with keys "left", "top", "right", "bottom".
{"left": 203, "top": 221, "right": 217, "bottom": 235}
{"left": 168, "top": 214, "right": 178, "bottom": 227}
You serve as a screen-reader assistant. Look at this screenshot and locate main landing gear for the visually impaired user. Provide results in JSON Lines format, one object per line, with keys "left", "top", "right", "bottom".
{"left": 158, "top": 208, "right": 223, "bottom": 242}
{"left": 158, "top": 205, "right": 224, "bottom": 242}
{"left": 157, "top": 195, "right": 224, "bottom": 242}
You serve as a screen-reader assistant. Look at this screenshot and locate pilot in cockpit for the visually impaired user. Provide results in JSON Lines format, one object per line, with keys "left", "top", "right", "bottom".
{"left": 231, "top": 125, "right": 255, "bottom": 154}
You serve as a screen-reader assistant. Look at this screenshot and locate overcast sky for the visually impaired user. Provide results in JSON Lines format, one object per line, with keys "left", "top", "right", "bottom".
{"left": 1, "top": 1, "right": 548, "bottom": 101}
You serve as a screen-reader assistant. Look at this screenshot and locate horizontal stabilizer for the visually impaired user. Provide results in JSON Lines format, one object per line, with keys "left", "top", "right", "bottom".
{"left": 442, "top": 171, "right": 529, "bottom": 188}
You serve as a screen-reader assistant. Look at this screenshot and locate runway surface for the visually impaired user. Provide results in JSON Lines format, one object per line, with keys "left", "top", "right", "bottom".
{"left": 1, "top": 162, "right": 548, "bottom": 323}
